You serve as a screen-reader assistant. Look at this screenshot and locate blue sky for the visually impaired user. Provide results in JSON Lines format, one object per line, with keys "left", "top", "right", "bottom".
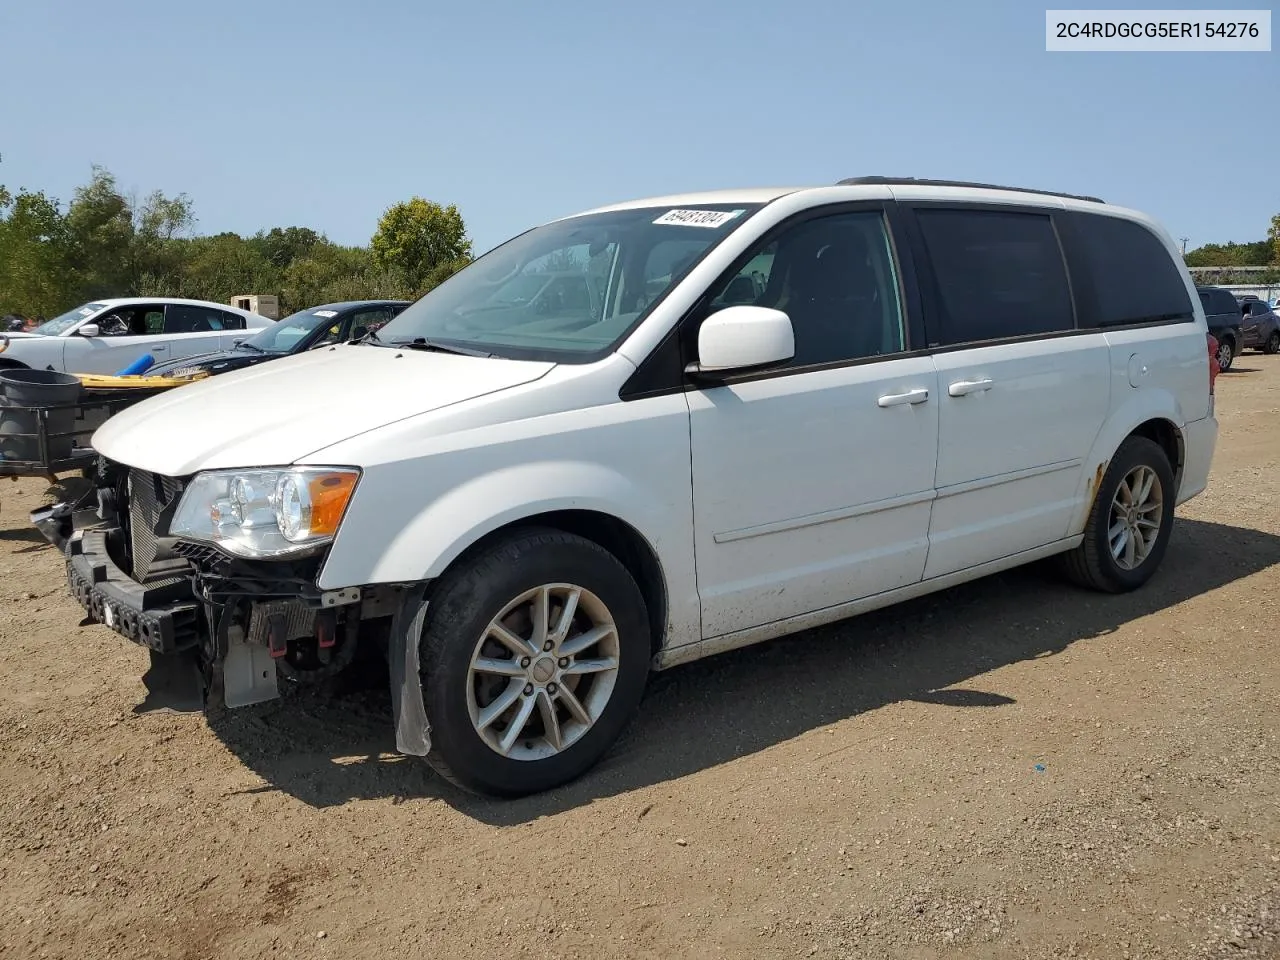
{"left": 2, "top": 0, "right": 1276, "bottom": 254}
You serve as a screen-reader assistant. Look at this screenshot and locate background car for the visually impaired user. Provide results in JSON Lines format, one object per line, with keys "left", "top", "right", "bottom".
{"left": 1240, "top": 298, "right": 1280, "bottom": 354}
{"left": 1196, "top": 286, "right": 1245, "bottom": 371}
{"left": 146, "top": 300, "right": 411, "bottom": 378}
{"left": 0, "top": 298, "right": 272, "bottom": 374}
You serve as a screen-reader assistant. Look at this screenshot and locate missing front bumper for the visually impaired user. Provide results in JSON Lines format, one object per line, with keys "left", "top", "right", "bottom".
{"left": 65, "top": 531, "right": 203, "bottom": 654}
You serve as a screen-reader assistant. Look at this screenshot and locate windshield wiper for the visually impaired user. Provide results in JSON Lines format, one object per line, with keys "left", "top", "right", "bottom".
{"left": 391, "top": 337, "right": 493, "bottom": 358}
{"left": 235, "top": 341, "right": 265, "bottom": 353}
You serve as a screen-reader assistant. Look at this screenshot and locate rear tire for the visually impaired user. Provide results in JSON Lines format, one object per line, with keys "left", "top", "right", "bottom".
{"left": 1216, "top": 337, "right": 1235, "bottom": 371}
{"left": 1060, "top": 436, "right": 1176, "bottom": 593}
{"left": 1264, "top": 331, "right": 1280, "bottom": 355}
{"left": 419, "top": 529, "right": 650, "bottom": 797}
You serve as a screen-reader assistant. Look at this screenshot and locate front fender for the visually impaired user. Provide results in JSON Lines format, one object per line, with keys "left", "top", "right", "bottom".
{"left": 0, "top": 336, "right": 62, "bottom": 370}
{"left": 314, "top": 390, "right": 701, "bottom": 647}
{"left": 1066, "top": 388, "right": 1187, "bottom": 537}
{"left": 328, "top": 460, "right": 668, "bottom": 587}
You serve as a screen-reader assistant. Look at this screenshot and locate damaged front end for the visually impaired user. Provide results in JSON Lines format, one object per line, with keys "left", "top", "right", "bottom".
{"left": 32, "top": 459, "right": 431, "bottom": 754}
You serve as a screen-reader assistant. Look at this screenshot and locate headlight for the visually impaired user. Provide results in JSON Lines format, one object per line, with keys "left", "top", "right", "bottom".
{"left": 170, "top": 467, "right": 360, "bottom": 559}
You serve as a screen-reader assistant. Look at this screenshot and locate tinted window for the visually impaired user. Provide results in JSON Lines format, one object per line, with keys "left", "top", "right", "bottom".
{"left": 220, "top": 310, "right": 247, "bottom": 330}
{"left": 706, "top": 211, "right": 905, "bottom": 367}
{"left": 1200, "top": 289, "right": 1237, "bottom": 315}
{"left": 916, "top": 209, "right": 1074, "bottom": 344}
{"left": 1072, "top": 214, "right": 1192, "bottom": 326}
{"left": 92, "top": 304, "right": 164, "bottom": 337}
{"left": 164, "top": 305, "right": 227, "bottom": 333}
{"left": 327, "top": 306, "right": 398, "bottom": 346}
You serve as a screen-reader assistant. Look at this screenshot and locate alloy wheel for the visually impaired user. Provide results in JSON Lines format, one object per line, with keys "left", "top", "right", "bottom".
{"left": 466, "top": 584, "right": 620, "bottom": 761}
{"left": 1108, "top": 465, "right": 1164, "bottom": 571}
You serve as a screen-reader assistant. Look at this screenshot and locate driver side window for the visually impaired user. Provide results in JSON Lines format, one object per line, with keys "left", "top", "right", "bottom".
{"left": 704, "top": 211, "right": 906, "bottom": 368}
{"left": 91, "top": 306, "right": 165, "bottom": 337}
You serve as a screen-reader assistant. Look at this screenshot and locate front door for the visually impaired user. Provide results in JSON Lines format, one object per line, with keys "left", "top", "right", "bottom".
{"left": 67, "top": 303, "right": 171, "bottom": 374}
{"left": 904, "top": 204, "right": 1112, "bottom": 579}
{"left": 687, "top": 207, "right": 940, "bottom": 638}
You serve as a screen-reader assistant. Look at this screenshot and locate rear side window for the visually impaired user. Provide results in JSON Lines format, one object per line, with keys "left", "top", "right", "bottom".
{"left": 1073, "top": 215, "right": 1193, "bottom": 326}
{"left": 164, "top": 305, "right": 223, "bottom": 333}
{"left": 1199, "top": 289, "right": 1237, "bottom": 316}
{"left": 916, "top": 209, "right": 1074, "bottom": 345}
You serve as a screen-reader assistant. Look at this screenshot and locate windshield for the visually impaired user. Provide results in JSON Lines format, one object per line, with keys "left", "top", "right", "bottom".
{"left": 31, "top": 302, "right": 108, "bottom": 336}
{"left": 242, "top": 308, "right": 342, "bottom": 353}
{"left": 375, "top": 204, "right": 761, "bottom": 361}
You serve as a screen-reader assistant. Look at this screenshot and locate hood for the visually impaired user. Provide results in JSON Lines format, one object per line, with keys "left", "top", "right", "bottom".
{"left": 92, "top": 345, "right": 554, "bottom": 475}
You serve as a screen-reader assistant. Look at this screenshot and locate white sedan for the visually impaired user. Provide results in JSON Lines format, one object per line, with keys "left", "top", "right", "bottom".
{"left": 0, "top": 298, "right": 273, "bottom": 375}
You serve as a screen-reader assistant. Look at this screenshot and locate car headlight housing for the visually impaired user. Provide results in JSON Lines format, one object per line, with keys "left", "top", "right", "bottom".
{"left": 170, "top": 467, "right": 360, "bottom": 559}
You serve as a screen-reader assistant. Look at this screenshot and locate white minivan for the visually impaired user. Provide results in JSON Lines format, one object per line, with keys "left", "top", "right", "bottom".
{"left": 38, "top": 178, "right": 1219, "bottom": 796}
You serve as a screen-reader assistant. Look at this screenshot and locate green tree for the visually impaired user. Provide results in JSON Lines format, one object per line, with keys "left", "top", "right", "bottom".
{"left": 153, "top": 232, "right": 278, "bottom": 302}
{"left": 0, "top": 186, "right": 72, "bottom": 315}
{"left": 62, "top": 166, "right": 133, "bottom": 298}
{"left": 250, "top": 226, "right": 323, "bottom": 269}
{"left": 370, "top": 198, "right": 471, "bottom": 292}
{"left": 1184, "top": 239, "right": 1274, "bottom": 268}
{"left": 1269, "top": 213, "right": 1280, "bottom": 265}
{"left": 0, "top": 166, "right": 477, "bottom": 317}
{"left": 129, "top": 189, "right": 196, "bottom": 294}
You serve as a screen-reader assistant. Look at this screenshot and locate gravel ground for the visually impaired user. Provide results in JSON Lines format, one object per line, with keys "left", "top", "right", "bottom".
{"left": 1, "top": 357, "right": 1278, "bottom": 960}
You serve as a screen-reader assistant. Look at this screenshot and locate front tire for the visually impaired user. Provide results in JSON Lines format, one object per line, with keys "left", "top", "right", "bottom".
{"left": 419, "top": 529, "right": 650, "bottom": 797}
{"left": 1061, "top": 436, "right": 1176, "bottom": 593}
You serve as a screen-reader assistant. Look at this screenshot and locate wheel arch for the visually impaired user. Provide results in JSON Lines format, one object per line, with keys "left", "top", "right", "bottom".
{"left": 1069, "top": 395, "right": 1188, "bottom": 537}
{"left": 430, "top": 509, "right": 670, "bottom": 659}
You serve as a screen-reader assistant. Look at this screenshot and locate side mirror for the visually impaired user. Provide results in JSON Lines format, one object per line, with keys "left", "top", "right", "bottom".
{"left": 690, "top": 305, "right": 794, "bottom": 375}
{"left": 79, "top": 323, "right": 100, "bottom": 338}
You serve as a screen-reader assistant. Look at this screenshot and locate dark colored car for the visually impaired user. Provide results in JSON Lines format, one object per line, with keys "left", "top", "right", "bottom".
{"left": 1240, "top": 298, "right": 1280, "bottom": 355}
{"left": 146, "top": 300, "right": 411, "bottom": 378}
{"left": 1196, "top": 287, "right": 1245, "bottom": 372}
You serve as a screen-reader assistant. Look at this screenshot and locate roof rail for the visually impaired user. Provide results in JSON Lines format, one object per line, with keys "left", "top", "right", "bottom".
{"left": 836, "top": 176, "right": 1105, "bottom": 204}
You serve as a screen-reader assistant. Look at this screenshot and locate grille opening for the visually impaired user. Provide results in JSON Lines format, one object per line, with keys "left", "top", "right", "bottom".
{"left": 125, "top": 468, "right": 188, "bottom": 584}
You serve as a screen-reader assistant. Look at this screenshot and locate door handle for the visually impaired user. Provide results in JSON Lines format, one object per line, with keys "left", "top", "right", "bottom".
{"left": 948, "top": 378, "right": 993, "bottom": 397}
{"left": 877, "top": 388, "right": 930, "bottom": 408}
{"left": 152, "top": 345, "right": 168, "bottom": 352}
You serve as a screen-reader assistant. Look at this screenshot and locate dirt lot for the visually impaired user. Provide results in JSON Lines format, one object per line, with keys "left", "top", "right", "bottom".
{"left": 2, "top": 359, "right": 1278, "bottom": 960}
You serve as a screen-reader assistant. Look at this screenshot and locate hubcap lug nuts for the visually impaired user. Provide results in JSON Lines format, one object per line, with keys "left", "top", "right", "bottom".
{"left": 523, "top": 683, "right": 534, "bottom": 696}
{"left": 520, "top": 657, "right": 530, "bottom": 668}
{"left": 548, "top": 683, "right": 558, "bottom": 695}
{"left": 558, "top": 657, "right": 568, "bottom": 668}
{"left": 543, "top": 641, "right": 553, "bottom": 651}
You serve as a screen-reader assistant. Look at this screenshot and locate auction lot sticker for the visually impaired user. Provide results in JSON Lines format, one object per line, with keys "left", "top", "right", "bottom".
{"left": 1046, "top": 9, "right": 1271, "bottom": 50}
{"left": 653, "top": 209, "right": 745, "bottom": 228}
